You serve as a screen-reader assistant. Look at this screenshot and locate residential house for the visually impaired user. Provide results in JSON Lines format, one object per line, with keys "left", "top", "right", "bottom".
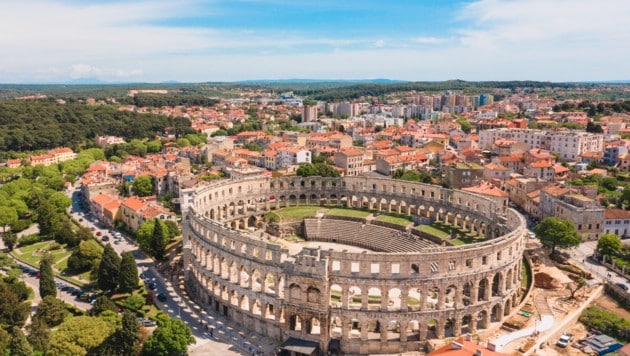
{"left": 603, "top": 209, "right": 630, "bottom": 239}
{"left": 445, "top": 162, "right": 483, "bottom": 189}
{"left": 334, "top": 148, "right": 364, "bottom": 176}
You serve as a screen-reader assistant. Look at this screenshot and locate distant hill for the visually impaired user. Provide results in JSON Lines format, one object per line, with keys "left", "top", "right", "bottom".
{"left": 235, "top": 78, "right": 407, "bottom": 85}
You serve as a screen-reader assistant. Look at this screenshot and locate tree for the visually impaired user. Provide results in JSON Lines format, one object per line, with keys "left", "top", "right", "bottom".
{"left": 567, "top": 277, "right": 587, "bottom": 299}
{"left": 142, "top": 315, "right": 194, "bottom": 356}
{"left": 114, "top": 311, "right": 140, "bottom": 355}
{"left": 0, "top": 284, "right": 30, "bottom": 328}
{"left": 10, "top": 326, "right": 33, "bottom": 356}
{"left": 27, "top": 316, "right": 50, "bottom": 352}
{"left": 39, "top": 253, "right": 56, "bottom": 299}
{"left": 36, "top": 199, "right": 61, "bottom": 238}
{"left": 55, "top": 216, "right": 79, "bottom": 247}
{"left": 97, "top": 244, "right": 121, "bottom": 291}
{"left": 0, "top": 328, "right": 10, "bottom": 355}
{"left": 296, "top": 163, "right": 319, "bottom": 177}
{"left": 146, "top": 140, "right": 162, "bottom": 153}
{"left": 597, "top": 233, "right": 622, "bottom": 257}
{"left": 132, "top": 175, "right": 154, "bottom": 197}
{"left": 151, "top": 218, "right": 167, "bottom": 261}
{"left": 2, "top": 231, "right": 17, "bottom": 251}
{"left": 34, "top": 296, "right": 68, "bottom": 327}
{"left": 118, "top": 251, "right": 139, "bottom": 293}
{"left": 88, "top": 296, "right": 117, "bottom": 316}
{"left": 67, "top": 239, "right": 103, "bottom": 273}
{"left": 47, "top": 315, "right": 116, "bottom": 356}
{"left": 0, "top": 206, "right": 18, "bottom": 233}
{"left": 534, "top": 217, "right": 582, "bottom": 254}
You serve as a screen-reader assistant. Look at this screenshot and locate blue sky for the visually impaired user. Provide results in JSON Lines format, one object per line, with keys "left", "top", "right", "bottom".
{"left": 0, "top": 0, "right": 628, "bottom": 83}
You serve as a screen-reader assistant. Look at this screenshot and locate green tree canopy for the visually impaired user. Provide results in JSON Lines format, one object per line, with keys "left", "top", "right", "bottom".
{"left": 2, "top": 231, "right": 17, "bottom": 251}
{"left": 47, "top": 315, "right": 116, "bottom": 356}
{"left": 0, "top": 328, "right": 10, "bottom": 355}
{"left": 132, "top": 175, "right": 154, "bottom": 197}
{"left": 10, "top": 326, "right": 33, "bottom": 356}
{"left": 39, "top": 254, "right": 57, "bottom": 299}
{"left": 0, "top": 284, "right": 31, "bottom": 328}
{"left": 141, "top": 315, "right": 194, "bottom": 356}
{"left": 34, "top": 296, "right": 68, "bottom": 327}
{"left": 533, "top": 217, "right": 582, "bottom": 254}
{"left": 27, "top": 316, "right": 50, "bottom": 353}
{"left": 97, "top": 244, "right": 121, "bottom": 291}
{"left": 88, "top": 296, "right": 117, "bottom": 317}
{"left": 67, "top": 239, "right": 103, "bottom": 273}
{"left": 118, "top": 251, "right": 139, "bottom": 293}
{"left": 151, "top": 218, "right": 167, "bottom": 261}
{"left": 136, "top": 219, "right": 175, "bottom": 253}
{"left": 596, "top": 233, "right": 622, "bottom": 257}
{"left": 296, "top": 162, "right": 340, "bottom": 177}
{"left": 36, "top": 199, "right": 61, "bottom": 238}
{"left": 0, "top": 206, "right": 18, "bottom": 233}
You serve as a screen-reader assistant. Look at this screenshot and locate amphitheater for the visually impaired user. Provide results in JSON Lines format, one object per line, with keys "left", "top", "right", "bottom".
{"left": 182, "top": 175, "right": 527, "bottom": 355}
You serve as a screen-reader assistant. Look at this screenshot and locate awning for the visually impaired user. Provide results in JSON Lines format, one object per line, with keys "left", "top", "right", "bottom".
{"left": 279, "top": 337, "right": 319, "bottom": 355}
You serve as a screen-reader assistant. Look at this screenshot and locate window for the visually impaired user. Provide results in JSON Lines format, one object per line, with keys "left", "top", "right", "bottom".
{"left": 351, "top": 262, "right": 360, "bottom": 273}
{"left": 482, "top": 256, "right": 488, "bottom": 265}
{"left": 331, "top": 260, "right": 340, "bottom": 271}
{"left": 466, "top": 259, "right": 473, "bottom": 268}
{"left": 497, "top": 252, "right": 502, "bottom": 260}
{"left": 391, "top": 264, "right": 400, "bottom": 274}
{"left": 371, "top": 263, "right": 380, "bottom": 274}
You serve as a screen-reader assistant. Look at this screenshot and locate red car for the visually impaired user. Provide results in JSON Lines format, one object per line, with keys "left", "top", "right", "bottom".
{"left": 96, "top": 231, "right": 102, "bottom": 236}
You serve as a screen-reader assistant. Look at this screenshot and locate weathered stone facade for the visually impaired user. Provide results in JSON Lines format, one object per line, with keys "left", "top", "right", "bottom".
{"left": 182, "top": 176, "right": 527, "bottom": 355}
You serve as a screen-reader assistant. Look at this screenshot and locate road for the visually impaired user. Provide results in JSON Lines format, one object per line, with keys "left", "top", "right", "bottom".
{"left": 67, "top": 180, "right": 251, "bottom": 355}
{"left": 566, "top": 240, "right": 629, "bottom": 289}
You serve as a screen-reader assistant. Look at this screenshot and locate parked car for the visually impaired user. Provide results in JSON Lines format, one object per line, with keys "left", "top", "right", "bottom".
{"left": 157, "top": 293, "right": 168, "bottom": 302}
{"left": 102, "top": 235, "right": 109, "bottom": 241}
{"left": 96, "top": 231, "right": 102, "bottom": 236}
{"left": 148, "top": 282, "right": 157, "bottom": 290}
{"left": 616, "top": 283, "right": 629, "bottom": 291}
{"left": 556, "top": 332, "right": 574, "bottom": 348}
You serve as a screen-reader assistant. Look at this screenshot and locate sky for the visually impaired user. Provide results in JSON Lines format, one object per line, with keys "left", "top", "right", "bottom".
{"left": 0, "top": 0, "right": 629, "bottom": 83}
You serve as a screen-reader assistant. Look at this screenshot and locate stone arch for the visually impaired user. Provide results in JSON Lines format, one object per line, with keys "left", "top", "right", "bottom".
{"left": 250, "top": 299, "right": 261, "bottom": 316}
{"left": 239, "top": 294, "right": 249, "bottom": 311}
{"left": 462, "top": 281, "right": 473, "bottom": 306}
{"left": 229, "top": 290, "right": 238, "bottom": 306}
{"left": 251, "top": 269, "right": 262, "bottom": 292}
{"left": 386, "top": 320, "right": 401, "bottom": 341}
{"left": 407, "top": 320, "right": 421, "bottom": 341}
{"left": 491, "top": 303, "right": 503, "bottom": 322}
{"left": 330, "top": 316, "right": 342, "bottom": 338}
{"left": 506, "top": 268, "right": 513, "bottom": 290}
{"left": 504, "top": 298, "right": 512, "bottom": 316}
{"left": 289, "top": 283, "right": 302, "bottom": 300}
{"left": 367, "top": 287, "right": 381, "bottom": 309}
{"left": 349, "top": 318, "right": 361, "bottom": 339}
{"left": 427, "top": 319, "right": 439, "bottom": 339}
{"left": 444, "top": 284, "right": 458, "bottom": 306}
{"left": 306, "top": 286, "right": 321, "bottom": 303}
{"left": 264, "top": 272, "right": 276, "bottom": 294}
{"left": 388, "top": 288, "right": 402, "bottom": 311}
{"left": 289, "top": 314, "right": 302, "bottom": 331}
{"left": 307, "top": 317, "right": 321, "bottom": 335}
{"left": 444, "top": 317, "right": 456, "bottom": 337}
{"left": 367, "top": 319, "right": 380, "bottom": 340}
{"left": 239, "top": 266, "right": 250, "bottom": 288}
{"left": 492, "top": 272, "right": 503, "bottom": 297}
{"left": 330, "top": 284, "right": 342, "bottom": 308}
{"left": 461, "top": 314, "right": 473, "bottom": 335}
{"left": 348, "top": 286, "right": 361, "bottom": 310}
{"left": 408, "top": 288, "right": 422, "bottom": 311}
{"left": 477, "top": 310, "right": 489, "bottom": 330}
{"left": 428, "top": 286, "right": 440, "bottom": 309}
{"left": 229, "top": 261, "right": 238, "bottom": 283}
{"left": 478, "top": 278, "right": 488, "bottom": 301}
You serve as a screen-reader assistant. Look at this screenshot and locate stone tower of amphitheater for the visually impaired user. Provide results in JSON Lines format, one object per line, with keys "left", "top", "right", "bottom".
{"left": 181, "top": 175, "right": 527, "bottom": 355}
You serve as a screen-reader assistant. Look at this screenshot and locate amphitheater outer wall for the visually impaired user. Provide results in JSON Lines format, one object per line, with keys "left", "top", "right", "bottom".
{"left": 182, "top": 176, "right": 527, "bottom": 355}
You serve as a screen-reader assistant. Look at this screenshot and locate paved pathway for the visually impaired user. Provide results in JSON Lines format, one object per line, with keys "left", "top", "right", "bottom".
{"left": 493, "top": 294, "right": 555, "bottom": 350}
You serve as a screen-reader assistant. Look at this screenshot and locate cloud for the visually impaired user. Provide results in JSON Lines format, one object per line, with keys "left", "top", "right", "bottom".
{"left": 412, "top": 36, "right": 446, "bottom": 44}
{"left": 0, "top": 0, "right": 628, "bottom": 82}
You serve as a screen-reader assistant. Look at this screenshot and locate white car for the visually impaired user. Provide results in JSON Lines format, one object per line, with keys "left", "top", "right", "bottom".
{"left": 556, "top": 333, "right": 574, "bottom": 348}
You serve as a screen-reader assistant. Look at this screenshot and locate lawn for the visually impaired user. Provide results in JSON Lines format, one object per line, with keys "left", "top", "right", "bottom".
{"left": 415, "top": 221, "right": 484, "bottom": 244}
{"left": 374, "top": 215, "right": 412, "bottom": 226}
{"left": 327, "top": 208, "right": 370, "bottom": 219}
{"left": 415, "top": 225, "right": 450, "bottom": 238}
{"left": 275, "top": 206, "right": 323, "bottom": 219}
{"left": 16, "top": 241, "right": 72, "bottom": 266}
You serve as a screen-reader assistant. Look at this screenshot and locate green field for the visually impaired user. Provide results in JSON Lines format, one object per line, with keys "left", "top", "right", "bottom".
{"left": 14, "top": 240, "right": 93, "bottom": 285}
{"left": 374, "top": 215, "right": 412, "bottom": 227}
{"left": 415, "top": 221, "right": 483, "bottom": 244}
{"left": 326, "top": 208, "right": 370, "bottom": 219}
{"left": 274, "top": 206, "right": 322, "bottom": 219}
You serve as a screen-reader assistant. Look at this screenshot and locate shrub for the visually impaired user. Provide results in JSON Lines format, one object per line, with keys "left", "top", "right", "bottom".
{"left": 11, "top": 219, "right": 32, "bottom": 233}
{"left": 580, "top": 306, "right": 630, "bottom": 342}
{"left": 18, "top": 234, "right": 41, "bottom": 247}
{"left": 122, "top": 295, "right": 145, "bottom": 311}
{"left": 48, "top": 243, "right": 62, "bottom": 251}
